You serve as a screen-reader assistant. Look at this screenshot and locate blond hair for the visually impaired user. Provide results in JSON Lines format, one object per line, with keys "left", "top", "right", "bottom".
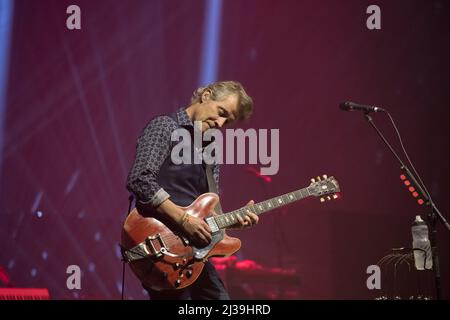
{"left": 191, "top": 81, "right": 253, "bottom": 120}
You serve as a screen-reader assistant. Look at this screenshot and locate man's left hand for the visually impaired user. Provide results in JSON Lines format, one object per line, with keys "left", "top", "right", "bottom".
{"left": 235, "top": 200, "right": 259, "bottom": 229}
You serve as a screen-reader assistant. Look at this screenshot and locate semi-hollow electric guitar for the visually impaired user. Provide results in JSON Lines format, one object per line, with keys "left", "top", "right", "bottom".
{"left": 120, "top": 175, "right": 340, "bottom": 291}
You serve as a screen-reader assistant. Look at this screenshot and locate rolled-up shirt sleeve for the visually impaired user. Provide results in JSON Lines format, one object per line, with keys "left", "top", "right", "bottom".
{"left": 126, "top": 116, "right": 175, "bottom": 207}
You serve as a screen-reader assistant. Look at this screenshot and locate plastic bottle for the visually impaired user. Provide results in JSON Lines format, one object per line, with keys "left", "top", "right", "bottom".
{"left": 411, "top": 215, "right": 433, "bottom": 270}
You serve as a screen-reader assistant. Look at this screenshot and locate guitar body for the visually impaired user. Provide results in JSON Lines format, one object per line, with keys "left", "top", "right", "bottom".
{"left": 121, "top": 193, "right": 241, "bottom": 291}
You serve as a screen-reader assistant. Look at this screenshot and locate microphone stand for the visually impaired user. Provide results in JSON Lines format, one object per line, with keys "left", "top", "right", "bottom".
{"left": 364, "top": 112, "right": 450, "bottom": 300}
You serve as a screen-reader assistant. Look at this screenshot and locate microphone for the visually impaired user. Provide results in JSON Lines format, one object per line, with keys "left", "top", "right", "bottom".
{"left": 339, "top": 101, "right": 385, "bottom": 113}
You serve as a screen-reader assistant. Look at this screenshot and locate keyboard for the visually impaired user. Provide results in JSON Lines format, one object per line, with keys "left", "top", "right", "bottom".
{"left": 0, "top": 288, "right": 50, "bottom": 300}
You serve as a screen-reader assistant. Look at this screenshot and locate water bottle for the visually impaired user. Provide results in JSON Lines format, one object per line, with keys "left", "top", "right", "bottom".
{"left": 411, "top": 215, "right": 433, "bottom": 270}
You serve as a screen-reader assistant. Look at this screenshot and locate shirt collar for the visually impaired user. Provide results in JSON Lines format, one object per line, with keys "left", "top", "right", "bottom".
{"left": 176, "top": 108, "right": 193, "bottom": 127}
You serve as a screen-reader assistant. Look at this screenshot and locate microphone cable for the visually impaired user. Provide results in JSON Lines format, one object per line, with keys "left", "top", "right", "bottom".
{"left": 383, "top": 110, "right": 433, "bottom": 204}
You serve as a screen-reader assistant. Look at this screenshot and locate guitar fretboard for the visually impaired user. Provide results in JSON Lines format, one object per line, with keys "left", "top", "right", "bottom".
{"left": 213, "top": 187, "right": 312, "bottom": 229}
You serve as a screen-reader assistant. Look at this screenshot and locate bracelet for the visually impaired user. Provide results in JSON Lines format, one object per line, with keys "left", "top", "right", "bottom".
{"left": 179, "top": 212, "right": 189, "bottom": 226}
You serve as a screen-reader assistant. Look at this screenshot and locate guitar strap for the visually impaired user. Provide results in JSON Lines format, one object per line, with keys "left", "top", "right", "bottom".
{"left": 205, "top": 164, "right": 223, "bottom": 214}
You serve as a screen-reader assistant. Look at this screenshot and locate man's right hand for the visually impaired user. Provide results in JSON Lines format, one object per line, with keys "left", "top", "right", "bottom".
{"left": 153, "top": 199, "right": 212, "bottom": 247}
{"left": 181, "top": 215, "right": 212, "bottom": 247}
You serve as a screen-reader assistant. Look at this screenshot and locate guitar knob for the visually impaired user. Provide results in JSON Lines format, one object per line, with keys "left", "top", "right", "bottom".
{"left": 173, "top": 262, "right": 181, "bottom": 270}
{"left": 186, "top": 270, "right": 193, "bottom": 278}
{"left": 175, "top": 279, "right": 182, "bottom": 287}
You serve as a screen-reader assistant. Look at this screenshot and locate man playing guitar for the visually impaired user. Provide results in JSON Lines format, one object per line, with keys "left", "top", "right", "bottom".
{"left": 125, "top": 81, "right": 259, "bottom": 300}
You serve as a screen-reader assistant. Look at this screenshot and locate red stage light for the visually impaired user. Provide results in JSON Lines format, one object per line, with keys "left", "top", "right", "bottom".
{"left": 408, "top": 186, "right": 415, "bottom": 192}
{"left": 400, "top": 174, "right": 406, "bottom": 180}
{"left": 404, "top": 180, "right": 411, "bottom": 186}
{"left": 412, "top": 191, "right": 419, "bottom": 198}
{"left": 417, "top": 199, "right": 424, "bottom": 205}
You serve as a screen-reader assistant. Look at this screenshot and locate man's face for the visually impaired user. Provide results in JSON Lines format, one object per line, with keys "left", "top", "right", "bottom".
{"left": 194, "top": 92, "right": 239, "bottom": 132}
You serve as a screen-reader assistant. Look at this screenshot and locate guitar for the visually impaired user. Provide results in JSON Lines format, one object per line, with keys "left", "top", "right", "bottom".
{"left": 120, "top": 175, "right": 340, "bottom": 291}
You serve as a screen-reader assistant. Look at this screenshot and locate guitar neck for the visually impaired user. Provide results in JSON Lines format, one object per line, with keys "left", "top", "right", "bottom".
{"left": 213, "top": 186, "right": 313, "bottom": 229}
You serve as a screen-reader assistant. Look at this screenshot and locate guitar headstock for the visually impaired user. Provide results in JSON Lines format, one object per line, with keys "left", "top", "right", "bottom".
{"left": 308, "top": 175, "right": 341, "bottom": 202}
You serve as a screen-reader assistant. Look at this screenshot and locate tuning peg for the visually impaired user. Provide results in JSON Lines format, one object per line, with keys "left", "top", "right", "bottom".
{"left": 322, "top": 174, "right": 328, "bottom": 179}
{"left": 320, "top": 197, "right": 325, "bottom": 203}
{"left": 333, "top": 194, "right": 338, "bottom": 199}
{"left": 326, "top": 196, "right": 331, "bottom": 201}
{"left": 316, "top": 176, "right": 321, "bottom": 181}
{"left": 311, "top": 178, "right": 316, "bottom": 183}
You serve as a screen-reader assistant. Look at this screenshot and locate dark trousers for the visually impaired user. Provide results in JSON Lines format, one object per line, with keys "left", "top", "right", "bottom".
{"left": 144, "top": 261, "right": 230, "bottom": 300}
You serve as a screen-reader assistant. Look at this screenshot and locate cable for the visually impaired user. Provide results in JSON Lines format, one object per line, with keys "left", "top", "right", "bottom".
{"left": 121, "top": 194, "right": 134, "bottom": 300}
